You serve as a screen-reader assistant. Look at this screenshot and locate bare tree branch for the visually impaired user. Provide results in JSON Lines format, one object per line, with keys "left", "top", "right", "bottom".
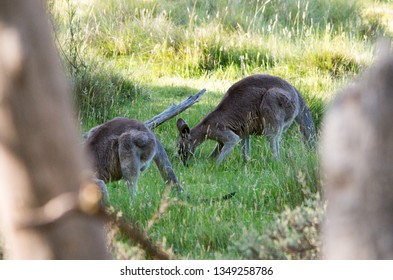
{"left": 144, "top": 88, "right": 206, "bottom": 129}
{"left": 99, "top": 207, "right": 171, "bottom": 260}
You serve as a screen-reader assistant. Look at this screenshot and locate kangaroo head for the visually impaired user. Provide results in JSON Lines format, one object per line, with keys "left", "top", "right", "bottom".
{"left": 176, "top": 118, "right": 192, "bottom": 165}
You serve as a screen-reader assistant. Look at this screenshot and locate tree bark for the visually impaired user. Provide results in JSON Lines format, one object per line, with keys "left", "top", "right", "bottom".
{"left": 0, "top": 0, "right": 109, "bottom": 259}
{"left": 321, "top": 45, "right": 393, "bottom": 259}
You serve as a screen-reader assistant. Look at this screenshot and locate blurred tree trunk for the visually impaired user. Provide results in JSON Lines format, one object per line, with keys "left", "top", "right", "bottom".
{"left": 0, "top": 0, "right": 109, "bottom": 259}
{"left": 321, "top": 45, "right": 393, "bottom": 259}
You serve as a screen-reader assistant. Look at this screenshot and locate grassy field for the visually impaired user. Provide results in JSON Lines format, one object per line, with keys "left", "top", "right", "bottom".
{"left": 48, "top": 0, "right": 392, "bottom": 259}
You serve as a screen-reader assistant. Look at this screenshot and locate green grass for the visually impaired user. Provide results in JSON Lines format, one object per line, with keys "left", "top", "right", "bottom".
{"left": 47, "top": 0, "right": 393, "bottom": 259}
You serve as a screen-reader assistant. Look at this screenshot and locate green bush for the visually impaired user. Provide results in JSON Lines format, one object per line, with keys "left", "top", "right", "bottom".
{"left": 232, "top": 193, "right": 324, "bottom": 260}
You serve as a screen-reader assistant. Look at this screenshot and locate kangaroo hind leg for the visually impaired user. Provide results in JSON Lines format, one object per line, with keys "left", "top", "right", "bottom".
{"left": 241, "top": 136, "right": 251, "bottom": 161}
{"left": 118, "top": 131, "right": 155, "bottom": 199}
{"left": 266, "top": 128, "right": 283, "bottom": 159}
{"left": 153, "top": 139, "right": 184, "bottom": 196}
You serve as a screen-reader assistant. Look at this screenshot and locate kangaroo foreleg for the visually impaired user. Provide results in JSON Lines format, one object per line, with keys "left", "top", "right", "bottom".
{"left": 209, "top": 142, "right": 223, "bottom": 159}
{"left": 153, "top": 139, "right": 184, "bottom": 195}
{"left": 295, "top": 94, "right": 317, "bottom": 149}
{"left": 210, "top": 130, "right": 240, "bottom": 165}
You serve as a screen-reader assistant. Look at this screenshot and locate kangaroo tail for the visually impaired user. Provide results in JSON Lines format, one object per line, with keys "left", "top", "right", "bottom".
{"left": 295, "top": 91, "right": 317, "bottom": 149}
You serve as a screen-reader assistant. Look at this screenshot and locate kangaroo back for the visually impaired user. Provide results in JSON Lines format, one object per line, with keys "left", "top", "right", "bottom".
{"left": 85, "top": 117, "right": 183, "bottom": 200}
{"left": 295, "top": 91, "right": 317, "bottom": 148}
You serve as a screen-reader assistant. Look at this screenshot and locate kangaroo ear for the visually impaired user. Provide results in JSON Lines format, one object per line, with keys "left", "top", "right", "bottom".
{"left": 177, "top": 118, "right": 190, "bottom": 138}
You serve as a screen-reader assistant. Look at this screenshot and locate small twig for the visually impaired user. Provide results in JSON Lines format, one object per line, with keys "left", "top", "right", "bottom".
{"left": 98, "top": 207, "right": 171, "bottom": 260}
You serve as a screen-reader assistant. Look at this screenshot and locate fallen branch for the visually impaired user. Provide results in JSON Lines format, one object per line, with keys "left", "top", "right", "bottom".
{"left": 144, "top": 88, "right": 206, "bottom": 129}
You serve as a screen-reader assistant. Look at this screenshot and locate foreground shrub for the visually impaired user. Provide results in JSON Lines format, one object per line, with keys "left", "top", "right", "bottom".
{"left": 233, "top": 193, "right": 324, "bottom": 260}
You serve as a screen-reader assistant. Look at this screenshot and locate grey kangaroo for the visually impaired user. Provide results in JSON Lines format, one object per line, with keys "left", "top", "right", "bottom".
{"left": 85, "top": 117, "right": 183, "bottom": 200}
{"left": 177, "top": 74, "right": 316, "bottom": 165}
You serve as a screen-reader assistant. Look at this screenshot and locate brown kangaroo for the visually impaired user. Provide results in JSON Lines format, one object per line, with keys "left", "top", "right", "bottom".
{"left": 84, "top": 117, "right": 183, "bottom": 200}
{"left": 176, "top": 74, "right": 316, "bottom": 165}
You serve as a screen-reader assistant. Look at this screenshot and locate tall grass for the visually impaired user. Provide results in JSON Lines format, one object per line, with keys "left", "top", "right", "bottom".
{"left": 49, "top": 0, "right": 379, "bottom": 126}
{"left": 46, "top": 0, "right": 391, "bottom": 259}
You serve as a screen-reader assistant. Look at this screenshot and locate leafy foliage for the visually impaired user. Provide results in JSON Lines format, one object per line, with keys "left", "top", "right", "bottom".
{"left": 232, "top": 193, "right": 324, "bottom": 260}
